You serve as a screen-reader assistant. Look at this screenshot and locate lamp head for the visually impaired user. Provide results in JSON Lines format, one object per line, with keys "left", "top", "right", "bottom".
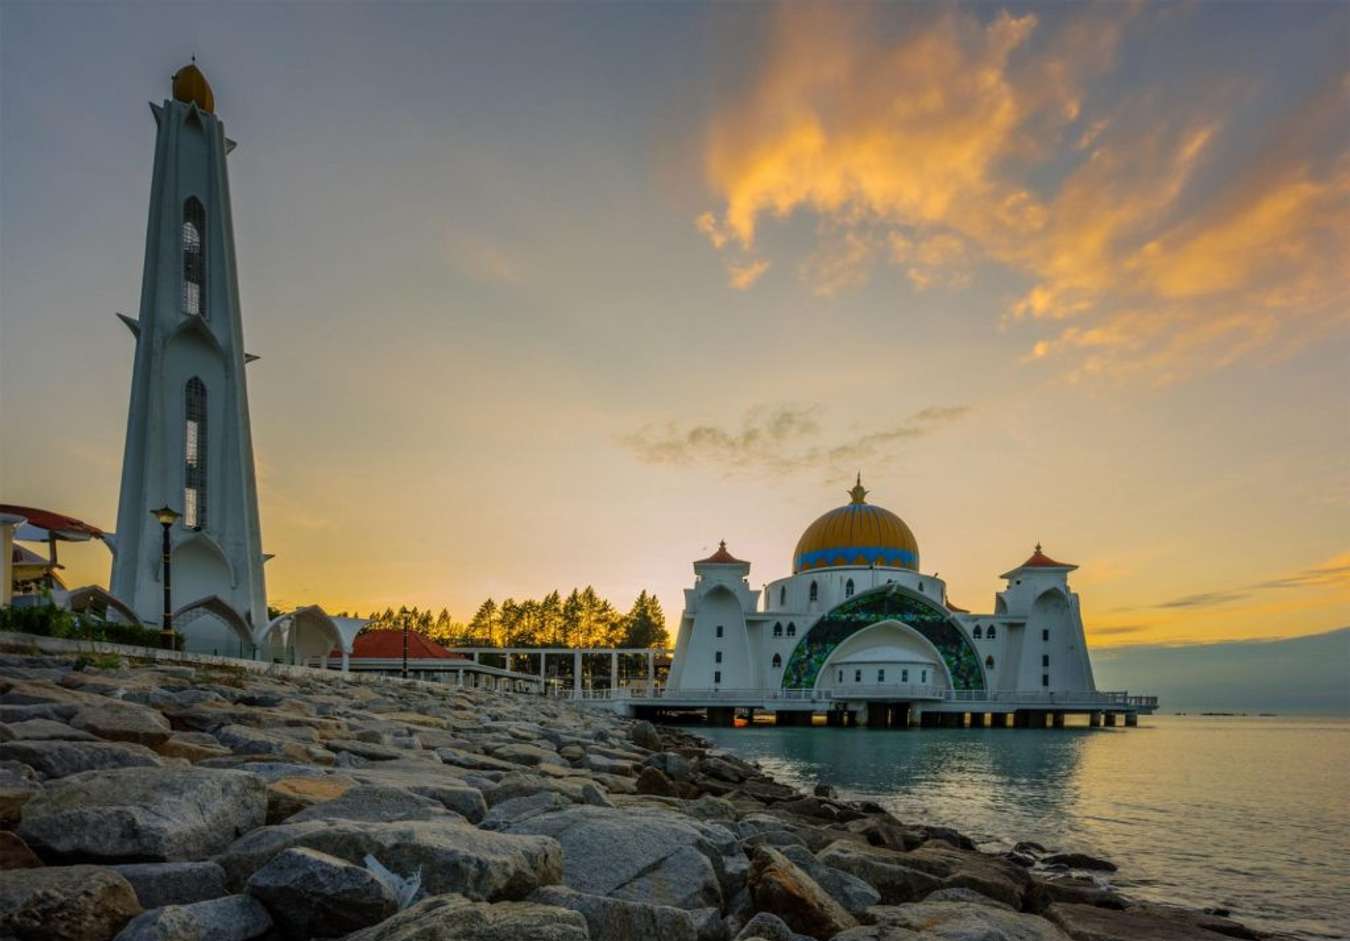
{"left": 151, "top": 505, "right": 181, "bottom": 526}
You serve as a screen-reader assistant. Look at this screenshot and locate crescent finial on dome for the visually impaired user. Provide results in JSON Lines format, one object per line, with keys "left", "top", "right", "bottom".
{"left": 848, "top": 472, "right": 868, "bottom": 505}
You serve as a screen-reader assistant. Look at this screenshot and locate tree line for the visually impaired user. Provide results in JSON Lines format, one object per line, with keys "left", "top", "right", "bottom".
{"left": 354, "top": 587, "right": 668, "bottom": 650}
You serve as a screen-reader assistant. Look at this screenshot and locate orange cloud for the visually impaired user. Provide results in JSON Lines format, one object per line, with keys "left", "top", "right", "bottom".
{"left": 697, "top": 4, "right": 1350, "bottom": 380}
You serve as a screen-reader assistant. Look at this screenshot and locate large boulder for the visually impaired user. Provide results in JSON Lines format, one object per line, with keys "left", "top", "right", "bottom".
{"left": 19, "top": 767, "right": 266, "bottom": 862}
{"left": 342, "top": 893, "right": 590, "bottom": 940}
{"left": 266, "top": 774, "right": 356, "bottom": 823}
{"left": 505, "top": 804, "right": 746, "bottom": 910}
{"left": 217, "top": 817, "right": 561, "bottom": 901}
{"left": 0, "top": 864, "right": 142, "bottom": 940}
{"left": 112, "top": 894, "right": 272, "bottom": 941}
{"left": 245, "top": 847, "right": 398, "bottom": 938}
{"left": 530, "top": 885, "right": 702, "bottom": 941}
{"left": 0, "top": 761, "right": 42, "bottom": 826}
{"left": 901, "top": 843, "right": 1033, "bottom": 909}
{"left": 0, "top": 718, "right": 98, "bottom": 742}
{"left": 113, "top": 862, "right": 230, "bottom": 909}
{"left": 817, "top": 840, "right": 941, "bottom": 904}
{"left": 69, "top": 703, "right": 172, "bottom": 748}
{"left": 733, "top": 911, "right": 816, "bottom": 941}
{"left": 0, "top": 739, "right": 163, "bottom": 779}
{"left": 834, "top": 900, "right": 1070, "bottom": 940}
{"left": 748, "top": 845, "right": 858, "bottom": 939}
{"left": 287, "top": 784, "right": 456, "bottom": 824}
{"left": 630, "top": 720, "right": 663, "bottom": 751}
{"left": 0, "top": 830, "right": 42, "bottom": 869}
{"left": 1041, "top": 852, "right": 1118, "bottom": 873}
{"left": 778, "top": 844, "right": 880, "bottom": 916}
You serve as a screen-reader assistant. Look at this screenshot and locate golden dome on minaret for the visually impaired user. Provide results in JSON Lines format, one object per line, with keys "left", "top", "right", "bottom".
{"left": 172, "top": 60, "right": 214, "bottom": 113}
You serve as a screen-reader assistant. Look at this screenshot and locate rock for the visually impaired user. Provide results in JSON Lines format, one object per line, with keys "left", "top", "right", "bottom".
{"left": 217, "top": 817, "right": 562, "bottom": 901}
{"left": 748, "top": 844, "right": 858, "bottom": 939}
{"left": 0, "top": 830, "right": 43, "bottom": 869}
{"left": 0, "top": 739, "right": 163, "bottom": 779}
{"left": 113, "top": 894, "right": 272, "bottom": 941}
{"left": 636, "top": 765, "right": 679, "bottom": 797}
{"left": 902, "top": 843, "right": 1032, "bottom": 909}
{"left": 1041, "top": 852, "right": 1118, "bottom": 873}
{"left": 0, "top": 765, "right": 41, "bottom": 826}
{"left": 814, "top": 783, "right": 837, "bottom": 799}
{"left": 925, "top": 886, "right": 1016, "bottom": 909}
{"left": 1027, "top": 876, "right": 1126, "bottom": 912}
{"left": 531, "top": 885, "right": 701, "bottom": 941}
{"left": 699, "top": 756, "right": 745, "bottom": 783}
{"left": 342, "top": 893, "right": 590, "bottom": 940}
{"left": 779, "top": 843, "right": 880, "bottom": 916}
{"left": 69, "top": 703, "right": 172, "bottom": 748}
{"left": 582, "top": 752, "right": 634, "bottom": 776}
{"left": 630, "top": 720, "right": 663, "bottom": 751}
{"left": 0, "top": 718, "right": 98, "bottom": 741}
{"left": 327, "top": 738, "right": 410, "bottom": 761}
{"left": 266, "top": 774, "right": 356, "bottom": 823}
{"left": 733, "top": 911, "right": 816, "bottom": 941}
{"left": 153, "top": 734, "right": 231, "bottom": 763}
{"left": 645, "top": 751, "right": 693, "bottom": 781}
{"left": 246, "top": 847, "right": 398, "bottom": 938}
{"left": 817, "top": 840, "right": 941, "bottom": 904}
{"left": 0, "top": 864, "right": 142, "bottom": 940}
{"left": 288, "top": 784, "right": 454, "bottom": 824}
{"left": 1044, "top": 901, "right": 1260, "bottom": 941}
{"left": 835, "top": 900, "right": 1070, "bottom": 940}
{"left": 486, "top": 771, "right": 611, "bottom": 808}
{"left": 19, "top": 767, "right": 266, "bottom": 862}
{"left": 113, "top": 862, "right": 230, "bottom": 909}
{"left": 481, "top": 791, "right": 573, "bottom": 830}
{"left": 492, "top": 743, "right": 563, "bottom": 767}
{"left": 506, "top": 804, "right": 745, "bottom": 910}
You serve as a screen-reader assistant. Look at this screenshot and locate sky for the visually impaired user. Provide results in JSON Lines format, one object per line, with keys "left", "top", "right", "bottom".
{"left": 1, "top": 2, "right": 1347, "bottom": 650}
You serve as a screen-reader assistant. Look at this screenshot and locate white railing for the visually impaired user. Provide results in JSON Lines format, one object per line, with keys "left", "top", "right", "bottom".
{"left": 564, "top": 685, "right": 1157, "bottom": 709}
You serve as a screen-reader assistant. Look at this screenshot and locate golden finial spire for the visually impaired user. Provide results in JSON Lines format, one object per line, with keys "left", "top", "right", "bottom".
{"left": 848, "top": 472, "right": 868, "bottom": 505}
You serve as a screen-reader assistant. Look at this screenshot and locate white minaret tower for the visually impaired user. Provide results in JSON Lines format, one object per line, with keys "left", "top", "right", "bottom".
{"left": 109, "top": 63, "right": 267, "bottom": 656}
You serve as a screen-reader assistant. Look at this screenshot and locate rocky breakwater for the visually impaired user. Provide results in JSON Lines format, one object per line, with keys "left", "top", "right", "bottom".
{"left": 0, "top": 651, "right": 1278, "bottom": 941}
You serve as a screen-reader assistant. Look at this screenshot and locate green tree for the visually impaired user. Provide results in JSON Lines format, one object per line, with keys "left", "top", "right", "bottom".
{"left": 622, "top": 590, "right": 669, "bottom": 648}
{"left": 468, "top": 599, "right": 499, "bottom": 647}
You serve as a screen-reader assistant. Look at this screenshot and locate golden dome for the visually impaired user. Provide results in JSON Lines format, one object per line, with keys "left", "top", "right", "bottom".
{"left": 172, "top": 61, "right": 215, "bottom": 113}
{"left": 793, "top": 475, "right": 919, "bottom": 573}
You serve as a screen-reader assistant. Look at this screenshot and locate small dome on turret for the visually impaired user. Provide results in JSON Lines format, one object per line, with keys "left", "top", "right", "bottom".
{"left": 172, "top": 61, "right": 215, "bottom": 113}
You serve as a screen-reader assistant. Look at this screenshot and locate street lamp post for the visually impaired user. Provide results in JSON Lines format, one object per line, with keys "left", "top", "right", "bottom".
{"left": 401, "top": 618, "right": 409, "bottom": 680}
{"left": 151, "top": 506, "right": 180, "bottom": 650}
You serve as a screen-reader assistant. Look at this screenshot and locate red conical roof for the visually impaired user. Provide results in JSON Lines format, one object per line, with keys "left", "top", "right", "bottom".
{"left": 697, "top": 540, "right": 746, "bottom": 564}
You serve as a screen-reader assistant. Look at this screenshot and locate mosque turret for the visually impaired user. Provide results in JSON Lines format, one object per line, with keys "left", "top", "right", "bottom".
{"left": 108, "top": 62, "right": 267, "bottom": 655}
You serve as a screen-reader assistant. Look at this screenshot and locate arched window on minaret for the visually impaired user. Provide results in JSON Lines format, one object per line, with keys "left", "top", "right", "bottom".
{"left": 184, "top": 377, "right": 208, "bottom": 529}
{"left": 845, "top": 578, "right": 855, "bottom": 598}
{"left": 973, "top": 625, "right": 983, "bottom": 639}
{"left": 809, "top": 581, "right": 818, "bottom": 603}
{"left": 772, "top": 653, "right": 782, "bottom": 669}
{"left": 786, "top": 622, "right": 796, "bottom": 637}
{"left": 182, "top": 197, "right": 206, "bottom": 319}
{"left": 779, "top": 585, "right": 786, "bottom": 606}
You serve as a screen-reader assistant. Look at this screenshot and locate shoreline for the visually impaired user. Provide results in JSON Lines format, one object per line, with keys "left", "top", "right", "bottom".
{"left": 0, "top": 646, "right": 1286, "bottom": 941}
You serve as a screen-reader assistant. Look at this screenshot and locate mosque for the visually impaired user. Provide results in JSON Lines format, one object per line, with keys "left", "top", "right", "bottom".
{"left": 662, "top": 477, "right": 1153, "bottom": 727}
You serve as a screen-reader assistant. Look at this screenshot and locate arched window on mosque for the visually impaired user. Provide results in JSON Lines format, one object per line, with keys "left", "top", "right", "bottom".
{"left": 182, "top": 197, "right": 206, "bottom": 319}
{"left": 986, "top": 625, "right": 997, "bottom": 640}
{"left": 773, "top": 622, "right": 783, "bottom": 638}
{"left": 973, "top": 625, "right": 983, "bottom": 639}
{"left": 845, "top": 578, "right": 854, "bottom": 598}
{"left": 786, "top": 622, "right": 796, "bottom": 637}
{"left": 985, "top": 655, "right": 995, "bottom": 669}
{"left": 772, "top": 653, "right": 782, "bottom": 669}
{"left": 809, "top": 581, "right": 818, "bottom": 602}
{"left": 184, "top": 377, "right": 207, "bottom": 529}
{"left": 779, "top": 585, "right": 786, "bottom": 606}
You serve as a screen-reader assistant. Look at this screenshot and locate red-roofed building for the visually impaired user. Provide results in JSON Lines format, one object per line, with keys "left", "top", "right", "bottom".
{"left": 345, "top": 631, "right": 468, "bottom": 661}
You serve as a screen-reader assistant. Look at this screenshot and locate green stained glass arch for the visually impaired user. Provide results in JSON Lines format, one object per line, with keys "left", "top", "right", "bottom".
{"left": 781, "top": 584, "right": 985, "bottom": 691}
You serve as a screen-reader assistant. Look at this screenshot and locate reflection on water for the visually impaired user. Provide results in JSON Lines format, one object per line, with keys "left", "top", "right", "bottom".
{"left": 696, "top": 716, "right": 1350, "bottom": 940}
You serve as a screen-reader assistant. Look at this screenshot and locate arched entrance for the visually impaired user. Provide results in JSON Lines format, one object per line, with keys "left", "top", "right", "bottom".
{"left": 173, "top": 595, "right": 255, "bottom": 658}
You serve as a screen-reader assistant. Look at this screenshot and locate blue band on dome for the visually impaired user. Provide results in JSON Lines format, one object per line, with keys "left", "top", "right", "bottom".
{"left": 795, "top": 545, "right": 917, "bottom": 569}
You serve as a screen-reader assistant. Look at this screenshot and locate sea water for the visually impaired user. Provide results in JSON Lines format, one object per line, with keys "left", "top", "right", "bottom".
{"left": 696, "top": 715, "right": 1350, "bottom": 939}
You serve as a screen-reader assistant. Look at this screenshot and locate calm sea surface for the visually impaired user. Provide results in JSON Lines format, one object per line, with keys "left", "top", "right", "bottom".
{"left": 695, "top": 715, "right": 1350, "bottom": 940}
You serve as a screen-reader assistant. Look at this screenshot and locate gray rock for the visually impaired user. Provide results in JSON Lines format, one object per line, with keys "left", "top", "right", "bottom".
{"left": 0, "top": 739, "right": 163, "bottom": 779}
{"left": 1041, "top": 851, "right": 1117, "bottom": 872}
{"left": 582, "top": 752, "right": 634, "bottom": 776}
{"left": 246, "top": 847, "right": 398, "bottom": 938}
{"left": 19, "top": 767, "right": 267, "bottom": 861}
{"left": 834, "top": 900, "right": 1070, "bottom": 940}
{"left": 341, "top": 894, "right": 589, "bottom": 941}
{"left": 113, "top": 862, "right": 230, "bottom": 908}
{"left": 491, "top": 743, "right": 562, "bottom": 767}
{"left": 217, "top": 817, "right": 562, "bottom": 901}
{"left": 0, "top": 718, "right": 98, "bottom": 741}
{"left": 645, "top": 751, "right": 693, "bottom": 781}
{"left": 506, "top": 804, "right": 746, "bottom": 910}
{"left": 531, "top": 884, "right": 700, "bottom": 941}
{"left": 486, "top": 771, "right": 612, "bottom": 808}
{"left": 288, "top": 784, "right": 456, "bottom": 824}
{"left": 0, "top": 864, "right": 142, "bottom": 941}
{"left": 924, "top": 886, "right": 1016, "bottom": 909}
{"left": 817, "top": 840, "right": 942, "bottom": 905}
{"left": 212, "top": 724, "right": 299, "bottom": 756}
{"left": 327, "top": 738, "right": 409, "bottom": 761}
{"left": 69, "top": 703, "right": 172, "bottom": 748}
{"left": 629, "top": 720, "right": 662, "bottom": 751}
{"left": 113, "top": 894, "right": 272, "bottom": 941}
{"left": 733, "top": 912, "right": 816, "bottom": 941}
{"left": 481, "top": 791, "right": 572, "bottom": 830}
{"left": 780, "top": 843, "right": 881, "bottom": 916}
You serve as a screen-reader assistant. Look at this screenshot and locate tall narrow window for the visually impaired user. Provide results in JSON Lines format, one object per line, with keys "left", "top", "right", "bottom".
{"left": 854, "top": 669, "right": 861, "bottom": 682}
{"left": 845, "top": 578, "right": 854, "bottom": 598}
{"left": 986, "top": 655, "right": 995, "bottom": 669}
{"left": 877, "top": 668, "right": 885, "bottom": 683}
{"left": 809, "top": 581, "right": 818, "bottom": 602}
{"left": 182, "top": 197, "right": 206, "bottom": 319}
{"left": 184, "top": 378, "right": 207, "bottom": 529}
{"left": 1042, "top": 654, "right": 1050, "bottom": 667}
{"left": 786, "top": 622, "right": 796, "bottom": 637}
{"left": 772, "top": 653, "right": 782, "bottom": 668}
{"left": 902, "top": 668, "right": 909, "bottom": 682}
{"left": 715, "top": 625, "right": 723, "bottom": 638}
{"left": 1042, "top": 628, "right": 1050, "bottom": 641}
{"left": 973, "top": 625, "right": 983, "bottom": 639}
{"left": 715, "top": 651, "right": 722, "bottom": 664}
{"left": 987, "top": 625, "right": 997, "bottom": 639}
{"left": 714, "top": 670, "right": 722, "bottom": 684}
{"left": 773, "top": 622, "right": 783, "bottom": 638}
{"left": 779, "top": 585, "right": 786, "bottom": 606}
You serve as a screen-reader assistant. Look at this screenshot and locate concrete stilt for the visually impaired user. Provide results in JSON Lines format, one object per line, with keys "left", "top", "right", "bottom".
{"left": 1104, "top": 712, "right": 1119, "bottom": 727}
{"left": 1089, "top": 711, "right": 1102, "bottom": 727}
{"left": 610, "top": 652, "right": 619, "bottom": 691}
{"left": 1052, "top": 712, "right": 1066, "bottom": 728}
{"left": 708, "top": 707, "right": 736, "bottom": 727}
{"left": 1125, "top": 712, "right": 1138, "bottom": 727}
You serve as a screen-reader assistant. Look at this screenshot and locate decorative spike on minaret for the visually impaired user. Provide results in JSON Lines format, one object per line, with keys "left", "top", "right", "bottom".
{"left": 109, "top": 64, "right": 266, "bottom": 653}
